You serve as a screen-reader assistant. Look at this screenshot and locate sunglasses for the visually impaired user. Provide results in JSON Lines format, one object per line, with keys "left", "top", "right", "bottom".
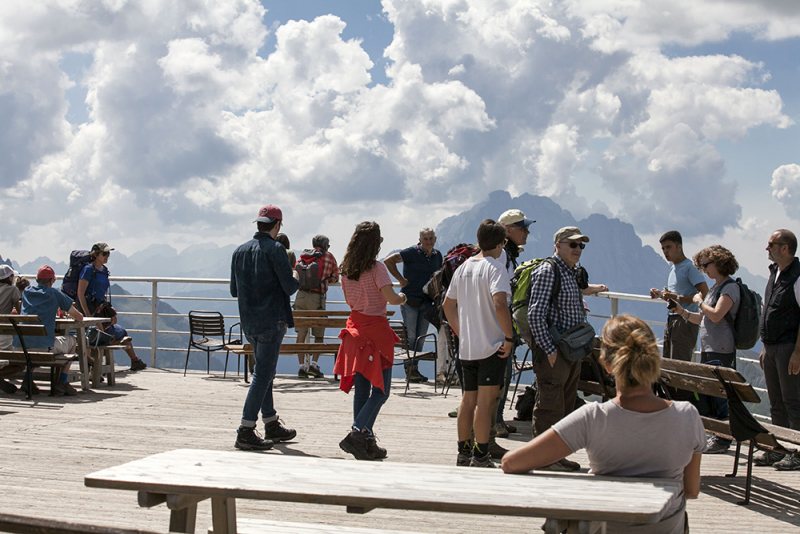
{"left": 700, "top": 261, "right": 713, "bottom": 269}
{"left": 768, "top": 241, "right": 785, "bottom": 248}
{"left": 559, "top": 241, "right": 585, "bottom": 250}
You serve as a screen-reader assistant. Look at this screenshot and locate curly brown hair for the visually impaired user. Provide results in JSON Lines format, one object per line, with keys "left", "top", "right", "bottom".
{"left": 693, "top": 245, "right": 738, "bottom": 277}
{"left": 339, "top": 221, "right": 382, "bottom": 281}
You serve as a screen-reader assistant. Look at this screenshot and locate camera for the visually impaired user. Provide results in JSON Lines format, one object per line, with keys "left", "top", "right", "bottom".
{"left": 667, "top": 299, "right": 677, "bottom": 310}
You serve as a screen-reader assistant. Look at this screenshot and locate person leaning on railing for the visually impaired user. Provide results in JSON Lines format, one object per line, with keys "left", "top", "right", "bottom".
{"left": 502, "top": 315, "right": 706, "bottom": 534}
{"left": 75, "top": 242, "right": 147, "bottom": 371}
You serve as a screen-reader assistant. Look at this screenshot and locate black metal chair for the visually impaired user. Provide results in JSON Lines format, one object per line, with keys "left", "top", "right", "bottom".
{"left": 390, "top": 321, "right": 437, "bottom": 393}
{"left": 223, "top": 321, "right": 254, "bottom": 383}
{"left": 184, "top": 311, "right": 226, "bottom": 376}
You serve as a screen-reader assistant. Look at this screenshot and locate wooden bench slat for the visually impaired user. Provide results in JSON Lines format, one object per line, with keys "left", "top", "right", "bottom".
{"left": 0, "top": 351, "right": 79, "bottom": 364}
{"left": 225, "top": 344, "right": 341, "bottom": 355}
{"left": 0, "top": 314, "right": 41, "bottom": 322}
{"left": 0, "top": 324, "right": 48, "bottom": 336}
{"left": 659, "top": 358, "right": 747, "bottom": 383}
{"left": 210, "top": 518, "right": 430, "bottom": 534}
{"left": 659, "top": 370, "right": 762, "bottom": 403}
{"left": 293, "top": 318, "right": 347, "bottom": 329}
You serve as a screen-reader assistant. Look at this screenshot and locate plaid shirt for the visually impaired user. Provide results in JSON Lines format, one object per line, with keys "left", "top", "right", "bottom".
{"left": 527, "top": 254, "right": 586, "bottom": 355}
{"left": 313, "top": 249, "right": 339, "bottom": 294}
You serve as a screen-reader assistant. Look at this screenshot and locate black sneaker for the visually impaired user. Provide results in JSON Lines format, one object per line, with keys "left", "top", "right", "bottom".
{"left": 235, "top": 426, "right": 274, "bottom": 451}
{"left": 264, "top": 419, "right": 297, "bottom": 442}
{"left": 705, "top": 435, "right": 731, "bottom": 454}
{"left": 456, "top": 451, "right": 471, "bottom": 466}
{"left": 340, "top": 430, "right": 375, "bottom": 461}
{"left": 774, "top": 452, "right": 800, "bottom": 471}
{"left": 297, "top": 367, "right": 308, "bottom": 378}
{"left": 130, "top": 358, "right": 147, "bottom": 371}
{"left": 407, "top": 368, "right": 427, "bottom": 383}
{"left": 470, "top": 453, "right": 497, "bottom": 468}
{"left": 366, "top": 435, "right": 387, "bottom": 459}
{"left": 754, "top": 450, "right": 786, "bottom": 467}
{"left": 307, "top": 365, "right": 324, "bottom": 379}
{"left": 0, "top": 378, "right": 17, "bottom": 394}
{"left": 20, "top": 379, "right": 40, "bottom": 396}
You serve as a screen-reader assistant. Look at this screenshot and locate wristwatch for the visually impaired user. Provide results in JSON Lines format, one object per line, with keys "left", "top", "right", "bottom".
{"left": 505, "top": 336, "right": 514, "bottom": 343}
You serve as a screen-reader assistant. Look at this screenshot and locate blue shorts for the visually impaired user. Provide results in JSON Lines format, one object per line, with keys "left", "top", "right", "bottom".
{"left": 105, "top": 324, "right": 127, "bottom": 341}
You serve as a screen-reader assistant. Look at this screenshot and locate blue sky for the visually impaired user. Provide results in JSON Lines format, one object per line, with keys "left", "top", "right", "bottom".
{"left": 1, "top": 0, "right": 800, "bottom": 277}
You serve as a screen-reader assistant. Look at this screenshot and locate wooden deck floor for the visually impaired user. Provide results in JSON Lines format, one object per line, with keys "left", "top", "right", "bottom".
{"left": 0, "top": 368, "right": 799, "bottom": 533}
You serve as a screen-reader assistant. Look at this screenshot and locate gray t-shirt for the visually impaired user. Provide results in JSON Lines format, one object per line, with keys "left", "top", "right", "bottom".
{"left": 699, "top": 279, "right": 740, "bottom": 354}
{"left": 0, "top": 284, "right": 21, "bottom": 349}
{"left": 553, "top": 400, "right": 706, "bottom": 533}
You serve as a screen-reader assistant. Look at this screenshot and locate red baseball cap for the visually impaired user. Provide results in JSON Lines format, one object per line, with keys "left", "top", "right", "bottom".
{"left": 37, "top": 265, "right": 56, "bottom": 280}
{"left": 254, "top": 205, "right": 283, "bottom": 224}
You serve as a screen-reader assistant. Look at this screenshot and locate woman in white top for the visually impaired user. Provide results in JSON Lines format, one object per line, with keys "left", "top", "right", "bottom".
{"left": 502, "top": 314, "right": 706, "bottom": 534}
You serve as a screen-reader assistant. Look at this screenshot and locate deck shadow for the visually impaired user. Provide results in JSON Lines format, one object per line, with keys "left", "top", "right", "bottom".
{"left": 701, "top": 474, "right": 800, "bottom": 527}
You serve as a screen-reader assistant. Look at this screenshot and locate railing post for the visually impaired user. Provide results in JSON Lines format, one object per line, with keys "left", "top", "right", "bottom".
{"left": 610, "top": 297, "right": 619, "bottom": 319}
{"left": 151, "top": 281, "right": 158, "bottom": 368}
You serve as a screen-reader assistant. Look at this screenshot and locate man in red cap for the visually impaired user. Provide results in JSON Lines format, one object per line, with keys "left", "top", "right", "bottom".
{"left": 13, "top": 265, "right": 84, "bottom": 396}
{"left": 231, "top": 205, "right": 300, "bottom": 451}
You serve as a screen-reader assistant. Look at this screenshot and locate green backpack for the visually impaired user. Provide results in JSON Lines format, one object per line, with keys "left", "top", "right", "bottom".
{"left": 510, "top": 258, "right": 559, "bottom": 346}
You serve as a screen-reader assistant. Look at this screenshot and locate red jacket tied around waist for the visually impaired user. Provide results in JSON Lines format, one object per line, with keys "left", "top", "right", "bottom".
{"left": 334, "top": 310, "right": 400, "bottom": 393}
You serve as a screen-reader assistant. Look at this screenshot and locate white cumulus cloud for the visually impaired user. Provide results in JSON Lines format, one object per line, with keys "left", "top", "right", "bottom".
{"left": 772, "top": 164, "right": 800, "bottom": 221}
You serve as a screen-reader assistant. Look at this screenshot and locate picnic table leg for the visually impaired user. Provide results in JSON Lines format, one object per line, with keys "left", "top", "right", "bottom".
{"left": 211, "top": 497, "right": 236, "bottom": 534}
{"left": 543, "top": 518, "right": 606, "bottom": 534}
{"left": 75, "top": 328, "right": 90, "bottom": 390}
{"left": 168, "top": 503, "right": 197, "bottom": 534}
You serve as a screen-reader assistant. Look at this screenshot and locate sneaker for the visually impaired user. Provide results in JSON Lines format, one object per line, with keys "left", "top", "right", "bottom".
{"left": 488, "top": 441, "right": 508, "bottom": 459}
{"left": 456, "top": 451, "right": 471, "bottom": 466}
{"left": 235, "top": 426, "right": 274, "bottom": 451}
{"left": 435, "top": 373, "right": 448, "bottom": 386}
{"left": 340, "top": 430, "right": 375, "bottom": 461}
{"left": 130, "top": 358, "right": 147, "bottom": 371}
{"left": 52, "top": 381, "right": 78, "bottom": 396}
{"left": 297, "top": 367, "right": 308, "bottom": 378}
{"left": 264, "top": 419, "right": 297, "bottom": 442}
{"left": 365, "top": 435, "right": 387, "bottom": 460}
{"left": 448, "top": 408, "right": 459, "bottom": 418}
{"left": 493, "top": 422, "right": 510, "bottom": 439}
{"left": 754, "top": 450, "right": 786, "bottom": 467}
{"left": 504, "top": 422, "right": 517, "bottom": 434}
{"left": 0, "top": 378, "right": 17, "bottom": 394}
{"left": 705, "top": 435, "right": 731, "bottom": 455}
{"left": 20, "top": 379, "right": 40, "bottom": 396}
{"left": 544, "top": 458, "right": 581, "bottom": 472}
{"left": 470, "top": 453, "right": 497, "bottom": 468}
{"left": 306, "top": 365, "right": 324, "bottom": 379}
{"left": 407, "top": 368, "right": 426, "bottom": 383}
{"left": 774, "top": 452, "right": 800, "bottom": 471}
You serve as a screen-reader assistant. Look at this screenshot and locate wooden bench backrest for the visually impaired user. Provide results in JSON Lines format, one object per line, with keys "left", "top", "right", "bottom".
{"left": 659, "top": 358, "right": 747, "bottom": 383}
{"left": 659, "top": 368, "right": 762, "bottom": 403}
{"left": 390, "top": 321, "right": 409, "bottom": 351}
{"left": 0, "top": 315, "right": 47, "bottom": 338}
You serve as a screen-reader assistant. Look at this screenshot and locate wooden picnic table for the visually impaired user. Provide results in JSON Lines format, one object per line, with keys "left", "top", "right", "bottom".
{"left": 292, "top": 310, "right": 394, "bottom": 317}
{"left": 56, "top": 316, "right": 114, "bottom": 390}
{"left": 85, "top": 449, "right": 682, "bottom": 534}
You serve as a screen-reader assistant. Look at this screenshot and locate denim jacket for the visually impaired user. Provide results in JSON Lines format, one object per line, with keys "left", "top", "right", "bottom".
{"left": 231, "top": 232, "right": 299, "bottom": 335}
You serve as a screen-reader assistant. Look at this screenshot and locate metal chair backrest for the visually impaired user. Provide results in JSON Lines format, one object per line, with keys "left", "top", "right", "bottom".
{"left": 441, "top": 321, "right": 456, "bottom": 361}
{"left": 389, "top": 321, "right": 410, "bottom": 352}
{"left": 188, "top": 311, "right": 225, "bottom": 341}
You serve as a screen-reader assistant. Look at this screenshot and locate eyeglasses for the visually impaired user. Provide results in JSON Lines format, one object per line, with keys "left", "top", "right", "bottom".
{"left": 700, "top": 261, "right": 713, "bottom": 269}
{"left": 101, "top": 252, "right": 110, "bottom": 257}
{"left": 768, "top": 241, "right": 785, "bottom": 248}
{"left": 559, "top": 241, "right": 585, "bottom": 250}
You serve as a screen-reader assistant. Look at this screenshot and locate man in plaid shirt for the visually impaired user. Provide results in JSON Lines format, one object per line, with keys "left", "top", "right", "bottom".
{"left": 527, "top": 226, "right": 606, "bottom": 471}
{"left": 294, "top": 234, "right": 339, "bottom": 378}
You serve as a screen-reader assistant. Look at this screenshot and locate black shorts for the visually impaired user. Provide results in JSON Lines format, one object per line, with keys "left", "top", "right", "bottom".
{"left": 460, "top": 351, "right": 506, "bottom": 391}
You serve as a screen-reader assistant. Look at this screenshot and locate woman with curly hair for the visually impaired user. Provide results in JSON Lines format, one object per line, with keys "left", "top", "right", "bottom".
{"left": 334, "top": 222, "right": 406, "bottom": 460}
{"left": 673, "top": 245, "right": 740, "bottom": 454}
{"left": 502, "top": 315, "right": 705, "bottom": 533}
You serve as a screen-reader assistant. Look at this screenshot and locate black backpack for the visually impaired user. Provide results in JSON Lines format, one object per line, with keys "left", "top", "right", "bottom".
{"left": 61, "top": 250, "right": 92, "bottom": 299}
{"left": 718, "top": 278, "right": 763, "bottom": 350}
{"left": 295, "top": 249, "right": 325, "bottom": 291}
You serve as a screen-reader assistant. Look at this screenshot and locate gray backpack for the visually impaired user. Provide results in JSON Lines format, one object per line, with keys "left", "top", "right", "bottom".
{"left": 295, "top": 249, "right": 324, "bottom": 291}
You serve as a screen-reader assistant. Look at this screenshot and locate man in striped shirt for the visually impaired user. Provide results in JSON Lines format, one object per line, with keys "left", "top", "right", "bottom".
{"left": 526, "top": 226, "right": 595, "bottom": 471}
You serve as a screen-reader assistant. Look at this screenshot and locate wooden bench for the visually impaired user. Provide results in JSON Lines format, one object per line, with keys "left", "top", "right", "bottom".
{"left": 88, "top": 337, "right": 130, "bottom": 387}
{"left": 658, "top": 358, "right": 800, "bottom": 505}
{"left": 209, "top": 518, "right": 427, "bottom": 534}
{"left": 86, "top": 448, "right": 682, "bottom": 534}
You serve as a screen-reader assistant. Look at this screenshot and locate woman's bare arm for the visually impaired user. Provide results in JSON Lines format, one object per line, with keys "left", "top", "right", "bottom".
{"left": 380, "top": 284, "right": 406, "bottom": 306}
{"left": 501, "top": 429, "right": 573, "bottom": 474}
{"left": 683, "top": 453, "right": 702, "bottom": 498}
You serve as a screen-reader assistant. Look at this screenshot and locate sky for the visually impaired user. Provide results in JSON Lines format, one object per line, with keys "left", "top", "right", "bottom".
{"left": 1, "top": 0, "right": 800, "bottom": 277}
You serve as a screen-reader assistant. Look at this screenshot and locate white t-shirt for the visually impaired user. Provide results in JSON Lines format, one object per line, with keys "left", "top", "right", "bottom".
{"left": 445, "top": 256, "right": 511, "bottom": 361}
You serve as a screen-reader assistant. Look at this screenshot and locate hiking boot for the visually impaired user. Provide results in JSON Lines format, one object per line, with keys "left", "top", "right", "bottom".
{"left": 264, "top": 419, "right": 297, "bottom": 442}
{"left": 406, "top": 368, "right": 426, "bottom": 383}
{"left": 297, "top": 367, "right": 308, "bottom": 379}
{"left": 705, "top": 435, "right": 731, "bottom": 454}
{"left": 235, "top": 426, "right": 274, "bottom": 451}
{"left": 20, "top": 379, "right": 40, "bottom": 396}
{"left": 340, "top": 429, "right": 375, "bottom": 461}
{"left": 488, "top": 441, "right": 508, "bottom": 459}
{"left": 456, "top": 451, "right": 471, "bottom": 466}
{"left": 448, "top": 407, "right": 458, "bottom": 418}
{"left": 435, "top": 373, "right": 448, "bottom": 386}
{"left": 504, "top": 422, "right": 517, "bottom": 434}
{"left": 470, "top": 453, "right": 497, "bottom": 468}
{"left": 366, "top": 435, "right": 387, "bottom": 459}
{"left": 52, "top": 381, "right": 78, "bottom": 396}
{"left": 130, "top": 358, "right": 147, "bottom": 371}
{"left": 754, "top": 450, "right": 786, "bottom": 467}
{"left": 493, "top": 422, "right": 510, "bottom": 439}
{"left": 774, "top": 452, "right": 800, "bottom": 471}
{"left": 543, "top": 458, "right": 581, "bottom": 472}
{"left": 0, "top": 378, "right": 17, "bottom": 394}
{"left": 306, "top": 365, "right": 324, "bottom": 379}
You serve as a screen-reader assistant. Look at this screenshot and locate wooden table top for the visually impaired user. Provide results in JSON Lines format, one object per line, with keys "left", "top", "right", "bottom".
{"left": 85, "top": 449, "right": 681, "bottom": 524}
{"left": 293, "top": 310, "right": 395, "bottom": 317}
{"left": 56, "top": 317, "right": 113, "bottom": 328}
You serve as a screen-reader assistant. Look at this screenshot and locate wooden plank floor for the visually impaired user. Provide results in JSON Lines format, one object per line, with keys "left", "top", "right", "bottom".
{"left": 0, "top": 368, "right": 798, "bottom": 533}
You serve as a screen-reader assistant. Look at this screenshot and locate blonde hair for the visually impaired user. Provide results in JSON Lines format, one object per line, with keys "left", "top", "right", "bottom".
{"left": 600, "top": 315, "right": 661, "bottom": 388}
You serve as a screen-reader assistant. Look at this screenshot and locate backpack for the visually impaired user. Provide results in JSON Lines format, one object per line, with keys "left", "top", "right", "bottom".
{"left": 510, "top": 258, "right": 559, "bottom": 346}
{"left": 515, "top": 385, "right": 536, "bottom": 421}
{"left": 295, "top": 249, "right": 325, "bottom": 291}
{"left": 423, "top": 243, "right": 480, "bottom": 301}
{"left": 718, "top": 278, "right": 763, "bottom": 350}
{"left": 61, "top": 250, "right": 93, "bottom": 299}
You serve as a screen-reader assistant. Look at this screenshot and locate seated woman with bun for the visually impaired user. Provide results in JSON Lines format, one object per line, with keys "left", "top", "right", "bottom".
{"left": 502, "top": 315, "right": 706, "bottom": 533}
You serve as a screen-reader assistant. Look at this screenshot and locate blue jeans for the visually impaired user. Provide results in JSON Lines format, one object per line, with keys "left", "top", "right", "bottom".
{"left": 353, "top": 368, "right": 392, "bottom": 432}
{"left": 401, "top": 302, "right": 432, "bottom": 370}
{"left": 241, "top": 322, "right": 286, "bottom": 426}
